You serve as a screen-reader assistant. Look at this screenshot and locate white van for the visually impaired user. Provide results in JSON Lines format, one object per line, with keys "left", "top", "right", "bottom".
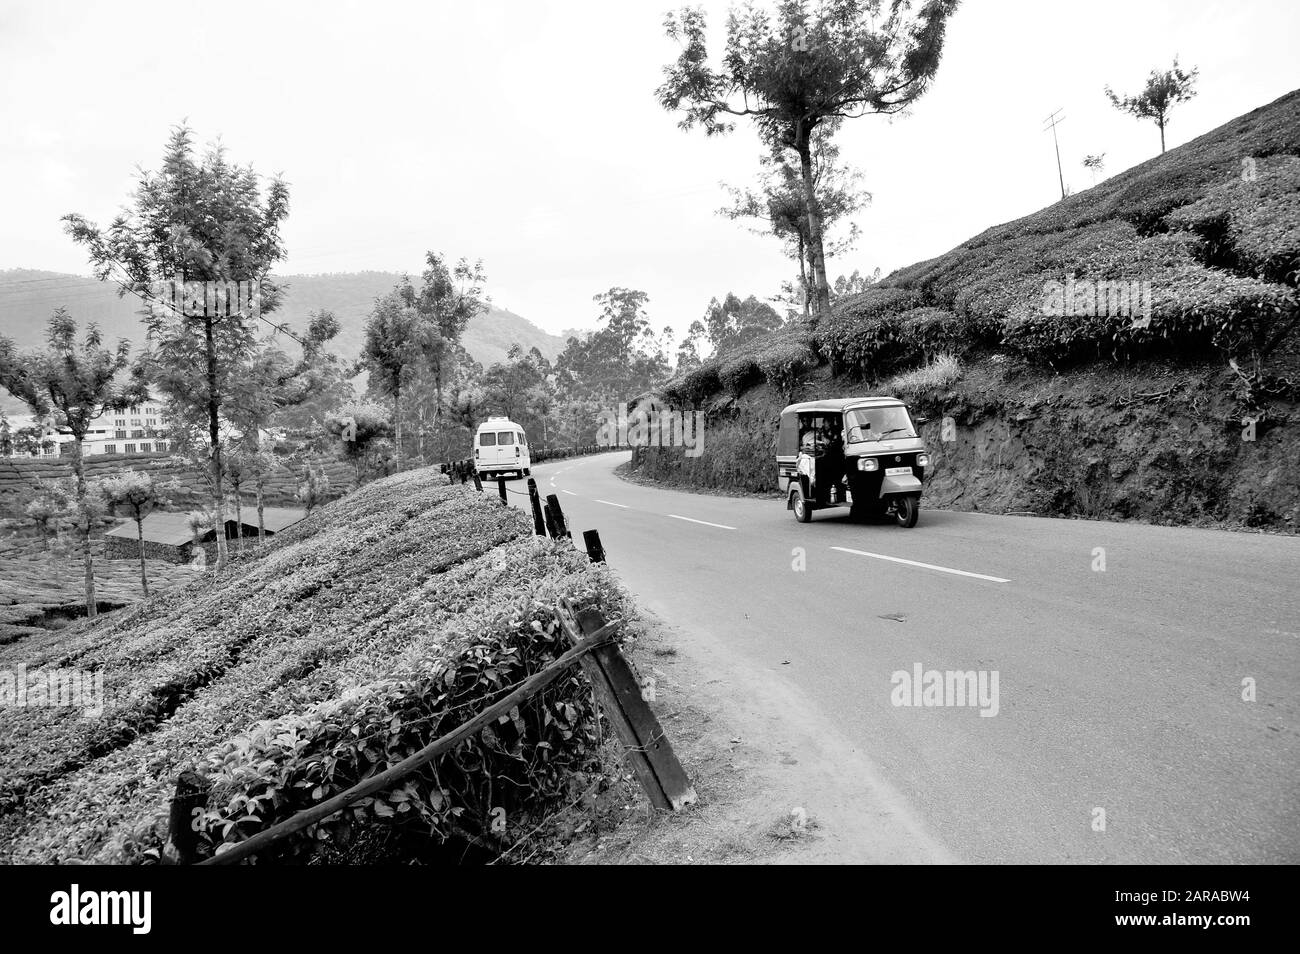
{"left": 473, "top": 417, "right": 531, "bottom": 479}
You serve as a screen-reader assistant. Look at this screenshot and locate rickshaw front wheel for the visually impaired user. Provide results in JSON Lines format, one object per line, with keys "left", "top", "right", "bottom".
{"left": 894, "top": 494, "right": 920, "bottom": 529}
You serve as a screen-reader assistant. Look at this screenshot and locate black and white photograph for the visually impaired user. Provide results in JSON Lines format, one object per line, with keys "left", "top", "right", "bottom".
{"left": 0, "top": 0, "right": 1295, "bottom": 927}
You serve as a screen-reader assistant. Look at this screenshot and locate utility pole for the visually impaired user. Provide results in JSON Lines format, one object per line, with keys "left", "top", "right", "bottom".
{"left": 1043, "top": 108, "right": 1067, "bottom": 201}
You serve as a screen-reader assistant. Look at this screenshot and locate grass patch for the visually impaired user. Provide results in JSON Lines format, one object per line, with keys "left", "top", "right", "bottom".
{"left": 883, "top": 354, "right": 963, "bottom": 401}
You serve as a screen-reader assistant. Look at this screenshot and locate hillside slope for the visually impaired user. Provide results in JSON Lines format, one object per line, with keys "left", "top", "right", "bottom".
{"left": 0, "top": 468, "right": 627, "bottom": 864}
{"left": 647, "top": 90, "right": 1300, "bottom": 530}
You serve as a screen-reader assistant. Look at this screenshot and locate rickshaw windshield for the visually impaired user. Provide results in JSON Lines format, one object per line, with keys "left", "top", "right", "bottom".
{"left": 845, "top": 406, "right": 916, "bottom": 443}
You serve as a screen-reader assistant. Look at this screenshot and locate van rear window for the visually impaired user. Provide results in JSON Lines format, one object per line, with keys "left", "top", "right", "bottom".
{"left": 497, "top": 432, "right": 514, "bottom": 445}
{"left": 479, "top": 433, "right": 497, "bottom": 446}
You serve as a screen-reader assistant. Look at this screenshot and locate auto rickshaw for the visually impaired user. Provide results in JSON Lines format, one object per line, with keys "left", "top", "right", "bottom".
{"left": 776, "top": 397, "right": 930, "bottom": 528}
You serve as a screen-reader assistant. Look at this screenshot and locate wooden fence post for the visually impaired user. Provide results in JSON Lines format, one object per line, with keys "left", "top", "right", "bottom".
{"left": 497, "top": 475, "right": 507, "bottom": 504}
{"left": 166, "top": 770, "right": 212, "bottom": 864}
{"left": 582, "top": 529, "right": 605, "bottom": 564}
{"left": 558, "top": 602, "right": 696, "bottom": 811}
{"left": 526, "top": 478, "right": 546, "bottom": 536}
{"left": 472, "top": 471, "right": 483, "bottom": 492}
{"left": 545, "top": 493, "right": 570, "bottom": 539}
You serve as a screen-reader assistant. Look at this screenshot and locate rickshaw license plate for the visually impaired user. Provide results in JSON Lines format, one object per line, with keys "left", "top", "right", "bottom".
{"left": 885, "top": 466, "right": 912, "bottom": 476}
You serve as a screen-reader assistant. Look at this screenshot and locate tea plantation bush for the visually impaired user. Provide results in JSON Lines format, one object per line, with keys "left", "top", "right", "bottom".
{"left": 751, "top": 323, "right": 818, "bottom": 394}
{"left": 657, "top": 90, "right": 1299, "bottom": 401}
{"left": 0, "top": 468, "right": 629, "bottom": 864}
{"left": 718, "top": 353, "right": 762, "bottom": 396}
{"left": 1165, "top": 154, "right": 1300, "bottom": 286}
{"left": 667, "top": 363, "right": 721, "bottom": 407}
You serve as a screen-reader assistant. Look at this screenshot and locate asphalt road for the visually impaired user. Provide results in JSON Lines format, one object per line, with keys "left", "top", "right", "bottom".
{"left": 503, "top": 452, "right": 1299, "bottom": 864}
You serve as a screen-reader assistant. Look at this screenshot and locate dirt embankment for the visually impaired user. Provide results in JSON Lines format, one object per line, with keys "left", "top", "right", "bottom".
{"left": 912, "top": 360, "right": 1298, "bottom": 528}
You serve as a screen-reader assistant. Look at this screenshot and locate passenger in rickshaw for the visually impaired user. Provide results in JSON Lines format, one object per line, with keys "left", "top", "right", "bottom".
{"left": 798, "top": 415, "right": 846, "bottom": 503}
{"left": 799, "top": 418, "right": 826, "bottom": 453}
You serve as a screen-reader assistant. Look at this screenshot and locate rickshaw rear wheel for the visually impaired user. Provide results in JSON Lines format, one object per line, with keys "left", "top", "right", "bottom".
{"left": 894, "top": 494, "right": 919, "bottom": 529}
{"left": 791, "top": 490, "right": 812, "bottom": 523}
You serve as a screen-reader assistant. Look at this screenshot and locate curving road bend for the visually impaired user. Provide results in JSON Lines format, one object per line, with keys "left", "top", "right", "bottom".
{"left": 504, "top": 451, "right": 1300, "bottom": 864}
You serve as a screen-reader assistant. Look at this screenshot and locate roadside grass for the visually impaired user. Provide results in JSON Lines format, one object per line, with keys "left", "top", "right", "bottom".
{"left": 883, "top": 353, "right": 963, "bottom": 401}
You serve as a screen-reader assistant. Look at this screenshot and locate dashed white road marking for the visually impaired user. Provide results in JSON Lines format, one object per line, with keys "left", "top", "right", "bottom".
{"left": 830, "top": 546, "right": 1011, "bottom": 583}
{"left": 561, "top": 490, "right": 577, "bottom": 496}
{"left": 595, "top": 499, "right": 628, "bottom": 509}
{"left": 667, "top": 514, "right": 736, "bottom": 531}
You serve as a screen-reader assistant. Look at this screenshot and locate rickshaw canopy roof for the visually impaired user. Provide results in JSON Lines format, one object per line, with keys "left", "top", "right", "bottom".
{"left": 779, "top": 397, "right": 904, "bottom": 417}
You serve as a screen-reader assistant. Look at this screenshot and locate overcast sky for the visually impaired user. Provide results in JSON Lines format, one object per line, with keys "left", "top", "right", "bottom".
{"left": 1, "top": 0, "right": 1296, "bottom": 340}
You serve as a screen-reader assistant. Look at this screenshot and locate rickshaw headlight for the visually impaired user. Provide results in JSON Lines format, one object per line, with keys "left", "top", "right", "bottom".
{"left": 858, "top": 457, "right": 879, "bottom": 472}
{"left": 916, "top": 453, "right": 930, "bottom": 467}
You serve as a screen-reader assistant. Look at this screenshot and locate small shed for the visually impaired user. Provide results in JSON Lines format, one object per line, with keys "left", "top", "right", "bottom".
{"left": 104, "top": 512, "right": 202, "bottom": 564}
{"left": 223, "top": 506, "right": 306, "bottom": 539}
{"left": 105, "top": 507, "right": 307, "bottom": 564}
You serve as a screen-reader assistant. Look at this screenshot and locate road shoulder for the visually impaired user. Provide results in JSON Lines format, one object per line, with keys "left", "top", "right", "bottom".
{"left": 613, "top": 460, "right": 782, "bottom": 500}
{"left": 564, "top": 605, "right": 957, "bottom": 864}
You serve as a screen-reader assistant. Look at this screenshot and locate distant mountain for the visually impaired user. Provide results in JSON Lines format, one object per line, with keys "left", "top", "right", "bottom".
{"left": 0, "top": 269, "right": 566, "bottom": 412}
{"left": 248, "top": 271, "right": 568, "bottom": 368}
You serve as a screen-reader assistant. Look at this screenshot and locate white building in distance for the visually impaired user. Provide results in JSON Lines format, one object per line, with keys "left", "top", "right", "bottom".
{"left": 0, "top": 399, "right": 173, "bottom": 458}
